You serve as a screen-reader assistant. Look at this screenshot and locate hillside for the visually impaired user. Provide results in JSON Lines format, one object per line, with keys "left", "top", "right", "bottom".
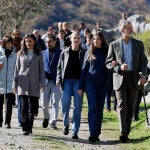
{"left": 20, "top": 0, "right": 150, "bottom": 33}
{"left": 0, "top": 0, "right": 150, "bottom": 35}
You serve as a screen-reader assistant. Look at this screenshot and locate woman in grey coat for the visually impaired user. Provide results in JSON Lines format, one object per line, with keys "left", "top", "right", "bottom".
{"left": 13, "top": 34, "right": 45, "bottom": 135}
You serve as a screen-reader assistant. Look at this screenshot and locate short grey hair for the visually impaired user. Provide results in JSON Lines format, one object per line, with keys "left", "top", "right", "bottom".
{"left": 119, "top": 19, "right": 132, "bottom": 32}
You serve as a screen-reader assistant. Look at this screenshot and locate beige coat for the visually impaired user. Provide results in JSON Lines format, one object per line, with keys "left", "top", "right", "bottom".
{"left": 13, "top": 52, "right": 45, "bottom": 97}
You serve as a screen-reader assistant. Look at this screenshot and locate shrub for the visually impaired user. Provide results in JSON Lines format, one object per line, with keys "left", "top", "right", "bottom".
{"left": 134, "top": 30, "right": 150, "bottom": 56}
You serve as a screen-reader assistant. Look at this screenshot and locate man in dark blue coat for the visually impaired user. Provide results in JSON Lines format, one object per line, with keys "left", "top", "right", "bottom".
{"left": 41, "top": 34, "right": 61, "bottom": 129}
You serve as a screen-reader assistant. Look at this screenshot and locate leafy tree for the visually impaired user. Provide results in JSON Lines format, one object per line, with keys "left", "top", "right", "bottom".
{"left": 0, "top": 0, "right": 52, "bottom": 38}
{"left": 135, "top": 30, "right": 150, "bottom": 56}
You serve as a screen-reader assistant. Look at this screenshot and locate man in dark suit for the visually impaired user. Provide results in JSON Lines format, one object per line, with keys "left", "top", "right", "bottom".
{"left": 105, "top": 20, "right": 148, "bottom": 143}
{"left": 33, "top": 29, "right": 46, "bottom": 51}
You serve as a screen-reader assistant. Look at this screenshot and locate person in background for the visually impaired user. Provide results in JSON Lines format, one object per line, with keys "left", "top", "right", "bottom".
{"left": 56, "top": 30, "right": 65, "bottom": 50}
{"left": 105, "top": 70, "right": 117, "bottom": 112}
{"left": 56, "top": 31, "right": 85, "bottom": 139}
{"left": 55, "top": 22, "right": 63, "bottom": 35}
{"left": 0, "top": 40, "right": 4, "bottom": 56}
{"left": 32, "top": 29, "right": 46, "bottom": 51}
{"left": 12, "top": 28, "right": 22, "bottom": 53}
{"left": 58, "top": 22, "right": 63, "bottom": 31}
{"left": 62, "top": 22, "right": 72, "bottom": 47}
{"left": 96, "top": 21, "right": 103, "bottom": 30}
{"left": 133, "top": 67, "right": 150, "bottom": 121}
{"left": 105, "top": 20, "right": 147, "bottom": 143}
{"left": 11, "top": 28, "right": 23, "bottom": 125}
{"left": 42, "top": 26, "right": 55, "bottom": 44}
{"left": 84, "top": 34, "right": 93, "bottom": 51}
{"left": 32, "top": 29, "right": 46, "bottom": 117}
{"left": 71, "top": 24, "right": 79, "bottom": 32}
{"left": 79, "top": 22, "right": 86, "bottom": 37}
{"left": 62, "top": 22, "right": 72, "bottom": 40}
{"left": 81, "top": 28, "right": 91, "bottom": 50}
{"left": 13, "top": 34, "right": 45, "bottom": 135}
{"left": 144, "top": 67, "right": 150, "bottom": 95}
{"left": 41, "top": 35, "right": 61, "bottom": 129}
{"left": 78, "top": 31, "right": 109, "bottom": 142}
{"left": 0, "top": 36, "right": 16, "bottom": 128}
{"left": 12, "top": 29, "right": 22, "bottom": 108}
{"left": 121, "top": 12, "right": 127, "bottom": 20}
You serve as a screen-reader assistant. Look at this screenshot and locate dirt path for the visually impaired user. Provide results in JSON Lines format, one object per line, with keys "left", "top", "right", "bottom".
{"left": 0, "top": 107, "right": 123, "bottom": 150}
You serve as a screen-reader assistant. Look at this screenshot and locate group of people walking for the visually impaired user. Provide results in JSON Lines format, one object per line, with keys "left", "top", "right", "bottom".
{"left": 0, "top": 17, "right": 149, "bottom": 143}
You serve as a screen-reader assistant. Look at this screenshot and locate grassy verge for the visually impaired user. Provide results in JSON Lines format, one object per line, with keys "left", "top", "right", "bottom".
{"left": 32, "top": 126, "right": 75, "bottom": 150}
{"left": 31, "top": 111, "right": 75, "bottom": 150}
{"left": 83, "top": 96, "right": 150, "bottom": 150}
{"left": 32, "top": 136, "right": 74, "bottom": 150}
{"left": 31, "top": 96, "right": 150, "bottom": 150}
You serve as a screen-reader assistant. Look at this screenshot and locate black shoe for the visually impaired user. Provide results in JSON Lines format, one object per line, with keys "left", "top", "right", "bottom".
{"left": 89, "top": 136, "right": 96, "bottom": 143}
{"left": 133, "top": 116, "right": 139, "bottom": 121}
{"left": 50, "top": 123, "right": 57, "bottom": 129}
{"left": 29, "top": 129, "right": 32, "bottom": 134}
{"left": 95, "top": 136, "right": 100, "bottom": 142}
{"left": 34, "top": 114, "right": 38, "bottom": 117}
{"left": 63, "top": 125, "right": 69, "bottom": 135}
{"left": 23, "top": 131, "right": 29, "bottom": 135}
{"left": 72, "top": 133, "right": 78, "bottom": 139}
{"left": 0, "top": 122, "right": 2, "bottom": 127}
{"left": 5, "top": 124, "right": 11, "bottom": 129}
{"left": 119, "top": 134, "right": 129, "bottom": 143}
{"left": 42, "top": 119, "right": 49, "bottom": 128}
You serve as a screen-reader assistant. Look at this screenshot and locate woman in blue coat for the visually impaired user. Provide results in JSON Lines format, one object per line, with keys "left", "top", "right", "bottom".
{"left": 78, "top": 31, "right": 109, "bottom": 142}
{"left": 0, "top": 36, "right": 16, "bottom": 128}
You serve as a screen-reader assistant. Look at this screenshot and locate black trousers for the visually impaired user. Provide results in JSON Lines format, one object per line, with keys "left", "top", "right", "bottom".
{"left": 0, "top": 93, "right": 15, "bottom": 125}
{"left": 19, "top": 95, "right": 38, "bottom": 132}
{"left": 115, "top": 72, "right": 138, "bottom": 135}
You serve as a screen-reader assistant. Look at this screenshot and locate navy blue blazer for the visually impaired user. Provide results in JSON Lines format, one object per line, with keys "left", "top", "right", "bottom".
{"left": 42, "top": 47, "right": 61, "bottom": 84}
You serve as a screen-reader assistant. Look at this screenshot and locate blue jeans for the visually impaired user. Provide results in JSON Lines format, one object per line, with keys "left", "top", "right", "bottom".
{"left": 62, "top": 79, "right": 83, "bottom": 134}
{"left": 85, "top": 82, "right": 107, "bottom": 137}
{"left": 17, "top": 95, "right": 21, "bottom": 125}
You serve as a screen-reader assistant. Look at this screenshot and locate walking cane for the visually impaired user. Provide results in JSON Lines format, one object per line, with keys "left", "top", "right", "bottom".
{"left": 141, "top": 86, "right": 150, "bottom": 127}
{"left": 139, "top": 72, "right": 150, "bottom": 127}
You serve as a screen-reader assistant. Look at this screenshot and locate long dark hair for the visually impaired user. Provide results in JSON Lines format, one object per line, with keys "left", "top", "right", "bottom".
{"left": 20, "top": 33, "right": 40, "bottom": 55}
{"left": 88, "top": 31, "right": 108, "bottom": 61}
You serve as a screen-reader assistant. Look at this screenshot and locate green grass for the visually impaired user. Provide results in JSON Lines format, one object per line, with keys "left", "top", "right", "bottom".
{"left": 83, "top": 98, "right": 150, "bottom": 150}
{"left": 31, "top": 96, "right": 150, "bottom": 150}
{"left": 31, "top": 113, "right": 75, "bottom": 150}
{"left": 32, "top": 136, "right": 74, "bottom": 150}
{"left": 102, "top": 107, "right": 150, "bottom": 150}
{"left": 134, "top": 30, "right": 150, "bottom": 56}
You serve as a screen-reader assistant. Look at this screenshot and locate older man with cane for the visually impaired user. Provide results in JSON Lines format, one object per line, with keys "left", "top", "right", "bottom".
{"left": 106, "top": 20, "right": 148, "bottom": 143}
